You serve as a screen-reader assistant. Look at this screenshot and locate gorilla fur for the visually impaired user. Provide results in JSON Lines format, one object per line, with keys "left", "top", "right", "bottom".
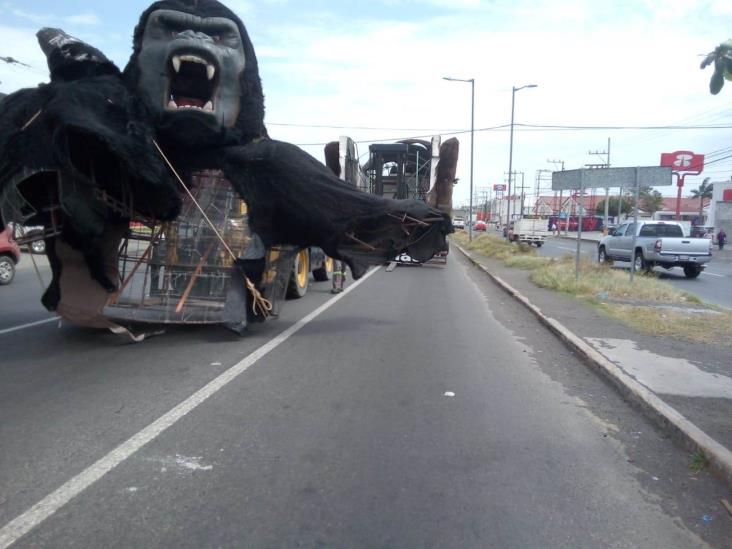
{"left": 0, "top": 0, "right": 452, "bottom": 314}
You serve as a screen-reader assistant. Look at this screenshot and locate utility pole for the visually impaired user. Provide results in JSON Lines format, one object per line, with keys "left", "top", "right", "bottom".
{"left": 588, "top": 138, "right": 611, "bottom": 226}
{"left": 548, "top": 159, "right": 565, "bottom": 234}
{"left": 518, "top": 172, "right": 526, "bottom": 218}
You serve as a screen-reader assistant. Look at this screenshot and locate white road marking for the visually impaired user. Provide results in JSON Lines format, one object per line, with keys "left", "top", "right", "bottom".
{"left": 444, "top": 392, "right": 456, "bottom": 397}
{"left": 701, "top": 271, "right": 724, "bottom": 278}
{"left": 0, "top": 267, "right": 380, "bottom": 549}
{"left": 0, "top": 317, "right": 59, "bottom": 336}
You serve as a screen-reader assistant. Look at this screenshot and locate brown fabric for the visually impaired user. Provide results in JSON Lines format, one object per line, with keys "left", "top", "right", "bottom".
{"left": 55, "top": 225, "right": 125, "bottom": 328}
{"left": 426, "top": 137, "right": 459, "bottom": 216}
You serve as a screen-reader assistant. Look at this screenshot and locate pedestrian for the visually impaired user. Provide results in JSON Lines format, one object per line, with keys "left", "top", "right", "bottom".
{"left": 551, "top": 222, "right": 558, "bottom": 236}
{"left": 718, "top": 228, "right": 727, "bottom": 250}
{"left": 331, "top": 259, "right": 346, "bottom": 293}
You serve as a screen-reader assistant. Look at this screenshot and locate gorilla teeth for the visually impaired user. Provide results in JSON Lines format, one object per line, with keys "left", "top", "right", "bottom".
{"left": 204, "top": 101, "right": 214, "bottom": 112}
{"left": 168, "top": 99, "right": 178, "bottom": 109}
{"left": 207, "top": 64, "right": 215, "bottom": 81}
{"left": 172, "top": 56, "right": 181, "bottom": 73}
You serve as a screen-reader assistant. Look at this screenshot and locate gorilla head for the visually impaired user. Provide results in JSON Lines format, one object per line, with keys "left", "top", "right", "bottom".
{"left": 124, "top": 0, "right": 266, "bottom": 147}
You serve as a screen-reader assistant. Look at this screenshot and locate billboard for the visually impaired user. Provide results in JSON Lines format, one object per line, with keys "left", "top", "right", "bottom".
{"left": 660, "top": 151, "right": 705, "bottom": 174}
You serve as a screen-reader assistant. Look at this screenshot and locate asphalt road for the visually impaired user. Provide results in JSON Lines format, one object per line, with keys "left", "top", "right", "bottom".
{"left": 0, "top": 251, "right": 729, "bottom": 547}
{"left": 538, "top": 236, "right": 732, "bottom": 308}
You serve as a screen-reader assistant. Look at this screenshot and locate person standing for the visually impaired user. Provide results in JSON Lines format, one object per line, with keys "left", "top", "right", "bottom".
{"left": 718, "top": 228, "right": 727, "bottom": 250}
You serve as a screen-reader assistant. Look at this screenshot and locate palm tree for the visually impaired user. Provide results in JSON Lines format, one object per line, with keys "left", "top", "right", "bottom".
{"left": 700, "top": 39, "right": 732, "bottom": 94}
{"left": 689, "top": 178, "right": 714, "bottom": 225}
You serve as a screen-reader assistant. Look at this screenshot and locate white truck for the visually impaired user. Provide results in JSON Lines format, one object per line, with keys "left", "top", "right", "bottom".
{"left": 508, "top": 218, "right": 550, "bottom": 247}
{"left": 597, "top": 220, "right": 713, "bottom": 278}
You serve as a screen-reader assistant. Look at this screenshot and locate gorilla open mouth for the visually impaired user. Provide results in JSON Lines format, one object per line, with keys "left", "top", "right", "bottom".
{"left": 166, "top": 52, "right": 219, "bottom": 114}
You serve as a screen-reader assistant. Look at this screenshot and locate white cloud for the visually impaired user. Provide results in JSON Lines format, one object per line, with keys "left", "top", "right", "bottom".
{"left": 257, "top": 1, "right": 731, "bottom": 204}
{"left": 63, "top": 13, "right": 101, "bottom": 26}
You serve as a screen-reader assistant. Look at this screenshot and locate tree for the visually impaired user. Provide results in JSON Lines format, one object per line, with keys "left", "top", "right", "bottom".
{"left": 689, "top": 177, "right": 713, "bottom": 224}
{"left": 639, "top": 187, "right": 664, "bottom": 217}
{"left": 595, "top": 196, "right": 632, "bottom": 217}
{"left": 700, "top": 39, "right": 732, "bottom": 95}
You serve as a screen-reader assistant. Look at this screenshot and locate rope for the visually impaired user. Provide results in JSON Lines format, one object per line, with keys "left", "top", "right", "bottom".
{"left": 152, "top": 140, "right": 273, "bottom": 319}
{"left": 26, "top": 243, "right": 46, "bottom": 290}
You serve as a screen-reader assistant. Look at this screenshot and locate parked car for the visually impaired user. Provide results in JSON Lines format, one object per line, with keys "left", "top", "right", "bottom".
{"left": 0, "top": 225, "right": 21, "bottom": 285}
{"left": 474, "top": 220, "right": 487, "bottom": 231}
{"left": 452, "top": 216, "right": 465, "bottom": 230}
{"left": 598, "top": 220, "right": 712, "bottom": 278}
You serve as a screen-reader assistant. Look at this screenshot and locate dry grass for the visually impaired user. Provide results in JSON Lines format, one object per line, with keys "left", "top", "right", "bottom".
{"left": 504, "top": 255, "right": 555, "bottom": 270}
{"left": 530, "top": 257, "right": 700, "bottom": 304}
{"left": 452, "top": 232, "right": 535, "bottom": 260}
{"left": 598, "top": 303, "right": 732, "bottom": 346}
{"left": 451, "top": 232, "right": 730, "bottom": 343}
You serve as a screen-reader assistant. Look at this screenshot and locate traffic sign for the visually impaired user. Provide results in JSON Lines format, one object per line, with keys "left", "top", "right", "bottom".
{"left": 493, "top": 184, "right": 506, "bottom": 191}
{"left": 552, "top": 167, "right": 672, "bottom": 191}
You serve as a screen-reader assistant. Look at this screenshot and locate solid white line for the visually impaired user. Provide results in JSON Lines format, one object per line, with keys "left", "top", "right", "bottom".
{"left": 0, "top": 267, "right": 381, "bottom": 549}
{"left": 0, "top": 317, "right": 59, "bottom": 336}
{"left": 701, "top": 271, "right": 724, "bottom": 278}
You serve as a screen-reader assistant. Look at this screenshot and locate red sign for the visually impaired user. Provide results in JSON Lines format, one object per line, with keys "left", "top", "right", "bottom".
{"left": 660, "top": 151, "right": 704, "bottom": 174}
{"left": 493, "top": 184, "right": 507, "bottom": 191}
{"left": 724, "top": 189, "right": 732, "bottom": 202}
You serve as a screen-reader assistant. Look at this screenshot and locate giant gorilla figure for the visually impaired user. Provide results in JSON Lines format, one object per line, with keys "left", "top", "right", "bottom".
{"left": 0, "top": 0, "right": 452, "bottom": 326}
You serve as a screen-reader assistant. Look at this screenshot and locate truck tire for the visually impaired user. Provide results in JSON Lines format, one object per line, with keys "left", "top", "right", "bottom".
{"left": 312, "top": 256, "right": 333, "bottom": 282}
{"left": 598, "top": 246, "right": 612, "bottom": 265}
{"left": 683, "top": 265, "right": 702, "bottom": 279}
{"left": 0, "top": 255, "right": 15, "bottom": 285}
{"left": 633, "top": 250, "right": 652, "bottom": 273}
{"left": 535, "top": 242, "right": 543, "bottom": 248}
{"left": 286, "top": 249, "right": 310, "bottom": 299}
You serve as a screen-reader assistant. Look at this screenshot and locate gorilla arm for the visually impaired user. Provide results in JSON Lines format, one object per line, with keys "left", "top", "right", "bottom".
{"left": 223, "top": 139, "right": 453, "bottom": 279}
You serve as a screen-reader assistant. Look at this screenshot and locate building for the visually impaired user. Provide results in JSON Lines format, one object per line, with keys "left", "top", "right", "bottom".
{"left": 708, "top": 179, "right": 732, "bottom": 234}
{"left": 653, "top": 197, "right": 709, "bottom": 224}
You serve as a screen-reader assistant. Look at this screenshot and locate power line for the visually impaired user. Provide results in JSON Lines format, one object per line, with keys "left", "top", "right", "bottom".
{"left": 293, "top": 122, "right": 732, "bottom": 147}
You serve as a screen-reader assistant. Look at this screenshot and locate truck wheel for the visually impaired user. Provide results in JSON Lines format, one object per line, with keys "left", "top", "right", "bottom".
{"left": 312, "top": 256, "right": 333, "bottom": 282}
{"left": 286, "top": 249, "right": 310, "bottom": 299}
{"left": 535, "top": 242, "right": 543, "bottom": 248}
{"left": 633, "top": 251, "right": 650, "bottom": 273}
{"left": 598, "top": 246, "right": 612, "bottom": 265}
{"left": 683, "top": 265, "right": 702, "bottom": 279}
{"left": 0, "top": 255, "right": 15, "bottom": 285}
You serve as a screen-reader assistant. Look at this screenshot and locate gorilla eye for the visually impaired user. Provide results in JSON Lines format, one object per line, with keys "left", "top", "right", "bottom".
{"left": 212, "top": 35, "right": 221, "bottom": 42}
{"left": 171, "top": 31, "right": 179, "bottom": 38}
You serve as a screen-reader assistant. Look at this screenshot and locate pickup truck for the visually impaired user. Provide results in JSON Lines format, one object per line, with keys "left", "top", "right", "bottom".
{"left": 597, "top": 220, "right": 712, "bottom": 278}
{"left": 508, "top": 218, "right": 550, "bottom": 247}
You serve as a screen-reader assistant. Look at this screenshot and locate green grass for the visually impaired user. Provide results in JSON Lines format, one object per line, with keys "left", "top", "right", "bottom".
{"left": 689, "top": 450, "right": 709, "bottom": 474}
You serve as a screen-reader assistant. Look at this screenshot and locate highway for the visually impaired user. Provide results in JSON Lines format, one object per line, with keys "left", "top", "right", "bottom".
{"left": 538, "top": 236, "right": 732, "bottom": 308}
{"left": 0, "top": 251, "right": 729, "bottom": 547}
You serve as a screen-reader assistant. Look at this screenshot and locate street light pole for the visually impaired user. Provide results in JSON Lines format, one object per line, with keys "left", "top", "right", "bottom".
{"left": 444, "top": 76, "right": 475, "bottom": 242}
{"left": 507, "top": 84, "right": 537, "bottom": 237}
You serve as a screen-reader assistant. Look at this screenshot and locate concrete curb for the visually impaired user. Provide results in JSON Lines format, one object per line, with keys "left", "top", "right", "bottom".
{"left": 455, "top": 243, "right": 732, "bottom": 488}
{"left": 557, "top": 235, "right": 599, "bottom": 244}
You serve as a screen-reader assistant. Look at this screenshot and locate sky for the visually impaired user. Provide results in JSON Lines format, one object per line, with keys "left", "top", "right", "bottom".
{"left": 1, "top": 0, "right": 731, "bottom": 209}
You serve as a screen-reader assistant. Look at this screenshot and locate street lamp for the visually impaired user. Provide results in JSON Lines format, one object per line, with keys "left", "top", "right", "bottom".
{"left": 507, "top": 84, "right": 537, "bottom": 235}
{"left": 444, "top": 76, "right": 475, "bottom": 241}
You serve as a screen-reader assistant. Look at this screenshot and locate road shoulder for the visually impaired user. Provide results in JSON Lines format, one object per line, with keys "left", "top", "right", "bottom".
{"left": 455, "top": 243, "right": 732, "bottom": 488}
